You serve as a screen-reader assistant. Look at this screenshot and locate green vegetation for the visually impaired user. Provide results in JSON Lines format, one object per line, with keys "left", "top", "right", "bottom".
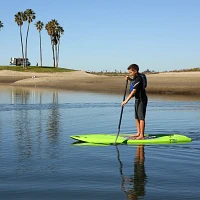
{"left": 88, "top": 69, "right": 158, "bottom": 76}
{"left": 89, "top": 72, "right": 128, "bottom": 76}
{"left": 0, "top": 66, "right": 74, "bottom": 73}
{"left": 91, "top": 67, "right": 200, "bottom": 76}
{"left": 170, "top": 68, "right": 200, "bottom": 72}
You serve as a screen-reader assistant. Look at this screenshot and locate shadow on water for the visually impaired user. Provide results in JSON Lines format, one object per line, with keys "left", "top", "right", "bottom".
{"left": 116, "top": 145, "right": 147, "bottom": 200}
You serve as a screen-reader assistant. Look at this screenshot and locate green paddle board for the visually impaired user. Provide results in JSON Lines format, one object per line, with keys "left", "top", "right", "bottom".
{"left": 70, "top": 134, "right": 192, "bottom": 145}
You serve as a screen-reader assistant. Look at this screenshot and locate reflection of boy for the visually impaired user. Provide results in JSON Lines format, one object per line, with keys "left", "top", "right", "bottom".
{"left": 122, "top": 146, "right": 147, "bottom": 200}
{"left": 133, "top": 145, "right": 147, "bottom": 197}
{"left": 122, "top": 64, "right": 148, "bottom": 140}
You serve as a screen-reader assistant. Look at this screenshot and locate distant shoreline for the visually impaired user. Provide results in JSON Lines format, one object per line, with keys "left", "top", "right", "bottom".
{"left": 0, "top": 70, "right": 200, "bottom": 96}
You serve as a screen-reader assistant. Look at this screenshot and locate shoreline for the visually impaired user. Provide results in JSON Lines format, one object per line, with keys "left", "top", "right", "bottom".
{"left": 0, "top": 70, "right": 200, "bottom": 96}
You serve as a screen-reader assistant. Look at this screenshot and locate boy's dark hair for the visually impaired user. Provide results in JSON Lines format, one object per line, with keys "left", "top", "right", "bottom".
{"left": 127, "top": 64, "right": 139, "bottom": 72}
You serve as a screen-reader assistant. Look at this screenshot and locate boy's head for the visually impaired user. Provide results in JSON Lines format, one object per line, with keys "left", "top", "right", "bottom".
{"left": 127, "top": 64, "right": 139, "bottom": 76}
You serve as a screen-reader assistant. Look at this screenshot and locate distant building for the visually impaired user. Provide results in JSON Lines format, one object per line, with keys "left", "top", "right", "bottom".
{"left": 10, "top": 57, "right": 31, "bottom": 66}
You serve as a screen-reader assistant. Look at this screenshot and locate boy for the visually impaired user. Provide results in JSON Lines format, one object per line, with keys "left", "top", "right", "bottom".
{"left": 122, "top": 64, "right": 148, "bottom": 140}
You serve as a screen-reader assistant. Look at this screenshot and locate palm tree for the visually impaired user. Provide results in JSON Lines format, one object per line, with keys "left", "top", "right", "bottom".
{"left": 45, "top": 20, "right": 64, "bottom": 68}
{"left": 51, "top": 20, "right": 59, "bottom": 68}
{"left": 35, "top": 21, "right": 44, "bottom": 67}
{"left": 56, "top": 26, "right": 64, "bottom": 67}
{"left": 24, "top": 9, "right": 36, "bottom": 68}
{"left": 14, "top": 12, "right": 25, "bottom": 68}
{"left": 45, "top": 21, "right": 55, "bottom": 67}
{"left": 45, "top": 19, "right": 59, "bottom": 67}
{"left": 0, "top": 20, "right": 3, "bottom": 30}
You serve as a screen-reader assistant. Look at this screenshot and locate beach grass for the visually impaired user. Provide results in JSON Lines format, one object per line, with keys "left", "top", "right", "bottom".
{"left": 90, "top": 68, "right": 200, "bottom": 76}
{"left": 89, "top": 72, "right": 128, "bottom": 76}
{"left": 88, "top": 72, "right": 158, "bottom": 76}
{"left": 170, "top": 68, "right": 200, "bottom": 72}
{"left": 0, "top": 66, "right": 75, "bottom": 73}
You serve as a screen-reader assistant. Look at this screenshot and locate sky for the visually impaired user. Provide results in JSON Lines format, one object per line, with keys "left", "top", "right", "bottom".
{"left": 0, "top": 0, "right": 200, "bottom": 72}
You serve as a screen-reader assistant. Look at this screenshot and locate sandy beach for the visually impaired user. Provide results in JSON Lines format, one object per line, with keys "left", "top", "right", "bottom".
{"left": 0, "top": 70, "right": 199, "bottom": 96}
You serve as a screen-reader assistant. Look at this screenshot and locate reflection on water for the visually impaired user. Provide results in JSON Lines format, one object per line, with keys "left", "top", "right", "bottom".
{"left": 0, "top": 120, "right": 2, "bottom": 145}
{"left": 0, "top": 86, "right": 200, "bottom": 200}
{"left": 9, "top": 88, "right": 61, "bottom": 162}
{"left": 11, "top": 88, "right": 31, "bottom": 104}
{"left": 47, "top": 91, "right": 60, "bottom": 143}
{"left": 14, "top": 101, "right": 32, "bottom": 159}
{"left": 46, "top": 91, "right": 61, "bottom": 160}
{"left": 117, "top": 146, "right": 147, "bottom": 200}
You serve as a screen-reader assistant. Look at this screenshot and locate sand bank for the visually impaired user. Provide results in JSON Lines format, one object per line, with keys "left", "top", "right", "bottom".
{"left": 0, "top": 70, "right": 199, "bottom": 96}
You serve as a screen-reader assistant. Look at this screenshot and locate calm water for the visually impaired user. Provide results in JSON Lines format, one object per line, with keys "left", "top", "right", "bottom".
{"left": 0, "top": 86, "right": 200, "bottom": 200}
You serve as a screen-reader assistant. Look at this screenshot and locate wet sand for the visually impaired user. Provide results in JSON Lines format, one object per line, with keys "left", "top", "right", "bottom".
{"left": 0, "top": 70, "right": 199, "bottom": 96}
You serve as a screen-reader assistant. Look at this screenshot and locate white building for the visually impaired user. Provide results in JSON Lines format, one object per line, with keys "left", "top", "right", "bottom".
{"left": 10, "top": 57, "right": 31, "bottom": 66}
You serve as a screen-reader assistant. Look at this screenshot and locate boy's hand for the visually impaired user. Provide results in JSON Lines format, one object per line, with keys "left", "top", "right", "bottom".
{"left": 122, "top": 100, "right": 127, "bottom": 106}
{"left": 125, "top": 76, "right": 131, "bottom": 81}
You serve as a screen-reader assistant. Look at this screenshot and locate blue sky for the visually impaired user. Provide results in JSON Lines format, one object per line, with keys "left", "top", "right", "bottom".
{"left": 0, "top": 0, "right": 200, "bottom": 72}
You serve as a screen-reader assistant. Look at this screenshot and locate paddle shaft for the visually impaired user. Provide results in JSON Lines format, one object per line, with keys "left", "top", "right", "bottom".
{"left": 115, "top": 80, "right": 128, "bottom": 144}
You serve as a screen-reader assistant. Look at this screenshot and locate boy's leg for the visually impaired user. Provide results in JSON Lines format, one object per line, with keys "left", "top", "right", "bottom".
{"left": 135, "top": 100, "right": 147, "bottom": 140}
{"left": 130, "top": 100, "right": 140, "bottom": 138}
{"left": 136, "top": 119, "right": 140, "bottom": 135}
{"left": 135, "top": 120, "right": 145, "bottom": 139}
{"left": 130, "top": 119, "right": 140, "bottom": 138}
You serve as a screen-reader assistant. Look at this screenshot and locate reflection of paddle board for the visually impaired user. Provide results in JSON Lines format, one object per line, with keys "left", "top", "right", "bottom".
{"left": 70, "top": 134, "right": 192, "bottom": 145}
{"left": 72, "top": 141, "right": 108, "bottom": 147}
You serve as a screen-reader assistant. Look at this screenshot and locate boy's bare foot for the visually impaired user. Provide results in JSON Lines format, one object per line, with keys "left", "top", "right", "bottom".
{"left": 129, "top": 134, "right": 140, "bottom": 140}
{"left": 135, "top": 136, "right": 145, "bottom": 140}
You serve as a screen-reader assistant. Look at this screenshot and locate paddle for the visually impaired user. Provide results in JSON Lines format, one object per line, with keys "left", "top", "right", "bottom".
{"left": 115, "top": 79, "right": 128, "bottom": 144}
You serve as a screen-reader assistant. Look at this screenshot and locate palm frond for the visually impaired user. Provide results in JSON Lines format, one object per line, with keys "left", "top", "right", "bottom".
{"left": 14, "top": 11, "right": 24, "bottom": 26}
{"left": 35, "top": 20, "right": 44, "bottom": 32}
{"left": 24, "top": 9, "right": 36, "bottom": 23}
{"left": 0, "top": 20, "right": 3, "bottom": 29}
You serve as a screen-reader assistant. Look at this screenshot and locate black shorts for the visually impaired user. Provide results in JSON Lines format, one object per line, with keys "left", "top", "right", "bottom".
{"left": 135, "top": 99, "right": 147, "bottom": 120}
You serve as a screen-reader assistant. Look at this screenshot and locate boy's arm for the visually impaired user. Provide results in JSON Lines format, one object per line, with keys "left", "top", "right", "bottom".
{"left": 122, "top": 89, "right": 136, "bottom": 106}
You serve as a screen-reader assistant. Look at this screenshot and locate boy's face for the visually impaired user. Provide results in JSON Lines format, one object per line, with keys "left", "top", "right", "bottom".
{"left": 128, "top": 69, "right": 137, "bottom": 77}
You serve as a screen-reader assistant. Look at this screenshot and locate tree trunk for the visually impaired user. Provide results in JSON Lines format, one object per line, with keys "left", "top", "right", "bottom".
{"left": 39, "top": 31, "right": 42, "bottom": 67}
{"left": 51, "top": 41, "right": 55, "bottom": 67}
{"left": 57, "top": 39, "right": 60, "bottom": 68}
{"left": 25, "top": 23, "right": 30, "bottom": 69}
{"left": 55, "top": 44, "right": 58, "bottom": 68}
{"left": 20, "top": 26, "right": 25, "bottom": 69}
